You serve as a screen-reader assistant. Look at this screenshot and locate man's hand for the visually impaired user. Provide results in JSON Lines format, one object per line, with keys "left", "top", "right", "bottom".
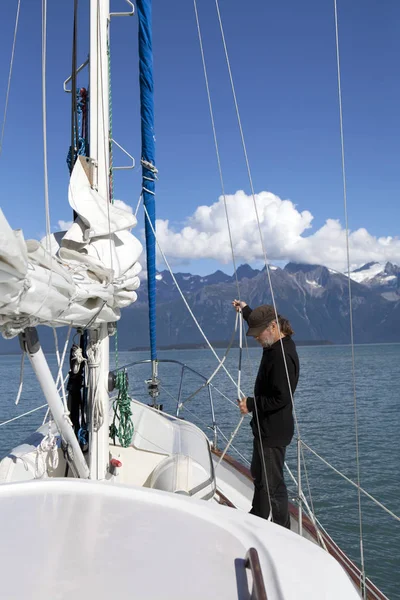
{"left": 237, "top": 397, "right": 249, "bottom": 414}
{"left": 232, "top": 299, "right": 247, "bottom": 313}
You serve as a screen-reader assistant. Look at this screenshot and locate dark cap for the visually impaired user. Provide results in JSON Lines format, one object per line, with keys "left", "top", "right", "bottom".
{"left": 246, "top": 305, "right": 277, "bottom": 337}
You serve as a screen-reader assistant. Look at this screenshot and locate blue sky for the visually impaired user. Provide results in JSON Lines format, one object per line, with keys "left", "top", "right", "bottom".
{"left": 1, "top": 0, "right": 400, "bottom": 275}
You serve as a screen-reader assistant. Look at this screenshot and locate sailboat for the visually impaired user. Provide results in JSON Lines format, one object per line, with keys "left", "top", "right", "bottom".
{"left": 0, "top": 1, "right": 393, "bottom": 598}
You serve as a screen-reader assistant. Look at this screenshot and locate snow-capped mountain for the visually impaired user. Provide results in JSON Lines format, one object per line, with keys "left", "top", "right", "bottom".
{"left": 1, "top": 262, "right": 399, "bottom": 353}
{"left": 118, "top": 262, "right": 398, "bottom": 348}
{"left": 351, "top": 262, "right": 400, "bottom": 300}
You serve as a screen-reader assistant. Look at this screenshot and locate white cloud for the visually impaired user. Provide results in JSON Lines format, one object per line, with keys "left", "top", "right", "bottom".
{"left": 57, "top": 219, "right": 73, "bottom": 231}
{"left": 155, "top": 191, "right": 400, "bottom": 271}
{"left": 113, "top": 199, "right": 133, "bottom": 213}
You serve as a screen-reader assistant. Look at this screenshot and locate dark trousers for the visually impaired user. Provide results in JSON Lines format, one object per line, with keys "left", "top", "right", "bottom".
{"left": 250, "top": 439, "right": 290, "bottom": 529}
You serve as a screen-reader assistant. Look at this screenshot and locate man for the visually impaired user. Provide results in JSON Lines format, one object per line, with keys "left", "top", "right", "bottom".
{"left": 232, "top": 300, "right": 299, "bottom": 529}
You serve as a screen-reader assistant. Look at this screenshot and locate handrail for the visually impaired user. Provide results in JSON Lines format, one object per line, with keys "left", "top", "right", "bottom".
{"left": 63, "top": 58, "right": 89, "bottom": 93}
{"left": 110, "top": 0, "right": 134, "bottom": 17}
{"left": 115, "top": 358, "right": 210, "bottom": 382}
{"left": 115, "top": 358, "right": 221, "bottom": 446}
{"left": 111, "top": 138, "right": 135, "bottom": 170}
{"left": 245, "top": 548, "right": 267, "bottom": 600}
{"left": 113, "top": 358, "right": 400, "bottom": 527}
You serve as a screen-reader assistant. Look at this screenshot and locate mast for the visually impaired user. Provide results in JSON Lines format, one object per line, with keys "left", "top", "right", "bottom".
{"left": 137, "top": 0, "right": 159, "bottom": 405}
{"left": 87, "top": 0, "right": 111, "bottom": 479}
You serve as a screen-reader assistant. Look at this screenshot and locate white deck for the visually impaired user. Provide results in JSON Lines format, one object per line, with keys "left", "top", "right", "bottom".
{"left": 0, "top": 479, "right": 360, "bottom": 600}
{"left": 0, "top": 401, "right": 364, "bottom": 599}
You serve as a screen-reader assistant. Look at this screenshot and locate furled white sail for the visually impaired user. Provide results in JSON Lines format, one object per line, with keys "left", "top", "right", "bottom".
{"left": 0, "top": 158, "right": 142, "bottom": 338}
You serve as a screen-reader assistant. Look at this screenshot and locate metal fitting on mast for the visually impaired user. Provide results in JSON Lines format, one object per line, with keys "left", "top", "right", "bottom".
{"left": 146, "top": 360, "right": 161, "bottom": 409}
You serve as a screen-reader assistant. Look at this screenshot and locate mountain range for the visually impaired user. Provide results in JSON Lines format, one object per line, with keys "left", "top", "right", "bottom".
{"left": 0, "top": 261, "right": 399, "bottom": 353}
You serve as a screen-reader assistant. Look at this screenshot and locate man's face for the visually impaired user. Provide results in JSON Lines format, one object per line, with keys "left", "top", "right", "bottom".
{"left": 255, "top": 321, "right": 277, "bottom": 347}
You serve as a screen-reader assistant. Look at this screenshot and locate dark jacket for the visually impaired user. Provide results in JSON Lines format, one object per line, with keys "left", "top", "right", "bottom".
{"left": 242, "top": 305, "right": 299, "bottom": 447}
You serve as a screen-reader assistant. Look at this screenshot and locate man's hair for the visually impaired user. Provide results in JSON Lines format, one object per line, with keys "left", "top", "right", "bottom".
{"left": 277, "top": 315, "right": 294, "bottom": 336}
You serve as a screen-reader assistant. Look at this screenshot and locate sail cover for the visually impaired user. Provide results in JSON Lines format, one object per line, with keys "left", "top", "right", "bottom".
{"left": 137, "top": 0, "right": 157, "bottom": 362}
{"left": 0, "top": 158, "right": 142, "bottom": 338}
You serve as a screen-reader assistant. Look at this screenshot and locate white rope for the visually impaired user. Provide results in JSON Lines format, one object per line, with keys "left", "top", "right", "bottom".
{"left": 194, "top": 3, "right": 263, "bottom": 480}
{"left": 213, "top": 0, "right": 275, "bottom": 293}
{"left": 71, "top": 344, "right": 87, "bottom": 374}
{"left": 302, "top": 441, "right": 400, "bottom": 523}
{"left": 216, "top": 427, "right": 251, "bottom": 466}
{"left": 0, "top": 404, "right": 47, "bottom": 428}
{"left": 134, "top": 193, "right": 143, "bottom": 217}
{"left": 214, "top": 318, "right": 272, "bottom": 523}
{"left": 216, "top": 312, "right": 246, "bottom": 468}
{"left": 52, "top": 327, "right": 72, "bottom": 415}
{"left": 180, "top": 402, "right": 213, "bottom": 432}
{"left": 193, "top": 5, "right": 262, "bottom": 475}
{"left": 287, "top": 457, "right": 395, "bottom": 597}
{"left": 42, "top": 374, "right": 69, "bottom": 425}
{"left": 213, "top": 0, "right": 312, "bottom": 526}
{"left": 158, "top": 382, "right": 180, "bottom": 405}
{"left": 87, "top": 340, "right": 103, "bottom": 431}
{"left": 249, "top": 378, "right": 274, "bottom": 521}
{"left": 215, "top": 416, "right": 245, "bottom": 468}
{"left": 14, "top": 350, "right": 25, "bottom": 405}
{"left": 212, "top": 385, "right": 240, "bottom": 409}
{"left": 0, "top": 0, "right": 21, "bottom": 159}
{"left": 284, "top": 462, "right": 328, "bottom": 551}
{"left": 14, "top": 327, "right": 71, "bottom": 410}
{"left": 333, "top": 2, "right": 366, "bottom": 593}
{"left": 155, "top": 318, "right": 252, "bottom": 465}
{"left": 179, "top": 312, "right": 240, "bottom": 408}
{"left": 53, "top": 328, "right": 61, "bottom": 367}
{"left": 160, "top": 368, "right": 251, "bottom": 456}
{"left": 298, "top": 441, "right": 320, "bottom": 533}
{"left": 213, "top": 0, "right": 299, "bottom": 427}
{"left": 237, "top": 310, "right": 273, "bottom": 518}
{"left": 42, "top": 406, "right": 50, "bottom": 425}
{"left": 143, "top": 204, "right": 246, "bottom": 396}
{"left": 34, "top": 421, "right": 59, "bottom": 478}
{"left": 52, "top": 325, "right": 73, "bottom": 415}
{"left": 237, "top": 304, "right": 243, "bottom": 395}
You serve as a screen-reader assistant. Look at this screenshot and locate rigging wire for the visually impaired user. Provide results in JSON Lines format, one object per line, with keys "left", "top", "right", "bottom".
{"left": 194, "top": 1, "right": 265, "bottom": 490}
{"left": 143, "top": 204, "right": 245, "bottom": 395}
{"left": 193, "top": 0, "right": 258, "bottom": 444}
{"left": 70, "top": 0, "right": 79, "bottom": 178}
{"left": 193, "top": 0, "right": 273, "bottom": 518}
{"left": 0, "top": 404, "right": 48, "bottom": 428}
{"left": 333, "top": 0, "right": 366, "bottom": 592}
{"left": 193, "top": 0, "right": 241, "bottom": 303}
{"left": 42, "top": 0, "right": 51, "bottom": 250}
{"left": 179, "top": 312, "right": 240, "bottom": 406}
{"left": 216, "top": 309, "right": 245, "bottom": 466}
{"left": 302, "top": 440, "right": 400, "bottom": 523}
{"left": 211, "top": 0, "right": 322, "bottom": 527}
{"left": 0, "top": 0, "right": 21, "bottom": 160}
